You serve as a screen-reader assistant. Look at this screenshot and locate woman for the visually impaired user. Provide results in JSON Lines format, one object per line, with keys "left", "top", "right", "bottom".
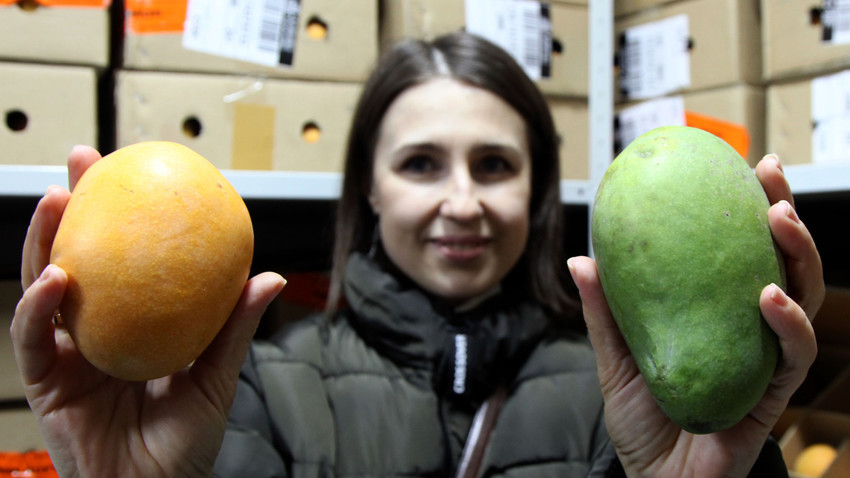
{"left": 12, "top": 32, "right": 823, "bottom": 477}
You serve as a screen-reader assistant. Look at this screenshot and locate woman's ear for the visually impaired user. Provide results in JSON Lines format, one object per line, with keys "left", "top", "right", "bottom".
{"left": 368, "top": 187, "right": 380, "bottom": 215}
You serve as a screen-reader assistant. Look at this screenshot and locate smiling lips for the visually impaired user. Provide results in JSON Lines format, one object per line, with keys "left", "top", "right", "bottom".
{"left": 431, "top": 236, "right": 490, "bottom": 262}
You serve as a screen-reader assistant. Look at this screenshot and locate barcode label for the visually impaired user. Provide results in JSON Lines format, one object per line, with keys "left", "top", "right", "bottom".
{"left": 822, "top": 0, "right": 850, "bottom": 44}
{"left": 258, "top": 0, "right": 285, "bottom": 53}
{"left": 182, "top": 0, "right": 301, "bottom": 68}
{"left": 615, "top": 96, "right": 685, "bottom": 152}
{"left": 812, "top": 69, "right": 850, "bottom": 163}
{"left": 465, "top": 0, "right": 552, "bottom": 81}
{"left": 619, "top": 14, "right": 691, "bottom": 100}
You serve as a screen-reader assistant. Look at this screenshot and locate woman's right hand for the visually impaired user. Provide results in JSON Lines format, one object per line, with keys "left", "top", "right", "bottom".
{"left": 11, "top": 145, "right": 285, "bottom": 477}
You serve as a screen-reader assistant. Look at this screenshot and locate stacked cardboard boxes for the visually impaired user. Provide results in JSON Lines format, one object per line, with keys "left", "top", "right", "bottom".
{"left": 612, "top": 0, "right": 765, "bottom": 167}
{"left": 778, "top": 287, "right": 850, "bottom": 477}
{"left": 117, "top": 0, "right": 376, "bottom": 173}
{"left": 0, "top": 279, "right": 45, "bottom": 453}
{"left": 0, "top": 0, "right": 108, "bottom": 165}
{"left": 763, "top": 1, "right": 850, "bottom": 167}
{"left": 380, "top": 0, "right": 592, "bottom": 180}
{"left": 0, "top": 0, "right": 111, "bottom": 455}
{"left": 759, "top": 8, "right": 850, "bottom": 469}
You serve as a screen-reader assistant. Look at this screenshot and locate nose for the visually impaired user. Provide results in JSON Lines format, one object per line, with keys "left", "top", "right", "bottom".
{"left": 439, "top": 165, "right": 483, "bottom": 220}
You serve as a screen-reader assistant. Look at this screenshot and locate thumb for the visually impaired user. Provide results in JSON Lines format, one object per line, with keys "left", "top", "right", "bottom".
{"left": 191, "top": 272, "right": 286, "bottom": 393}
{"left": 567, "top": 256, "right": 634, "bottom": 392}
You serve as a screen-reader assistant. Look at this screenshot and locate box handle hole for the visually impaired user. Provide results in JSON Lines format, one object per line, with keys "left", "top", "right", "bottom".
{"left": 5, "top": 110, "right": 28, "bottom": 132}
{"left": 306, "top": 17, "right": 328, "bottom": 40}
{"left": 302, "top": 122, "right": 321, "bottom": 143}
{"left": 182, "top": 116, "right": 203, "bottom": 138}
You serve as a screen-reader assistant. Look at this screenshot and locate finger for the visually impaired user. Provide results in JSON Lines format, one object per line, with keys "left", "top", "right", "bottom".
{"left": 768, "top": 200, "right": 825, "bottom": 321}
{"left": 567, "top": 257, "right": 633, "bottom": 390}
{"left": 750, "top": 285, "right": 816, "bottom": 428}
{"left": 21, "top": 187, "right": 71, "bottom": 289}
{"left": 755, "top": 154, "right": 794, "bottom": 208}
{"left": 191, "top": 272, "right": 286, "bottom": 407}
{"left": 67, "top": 145, "right": 101, "bottom": 192}
{"left": 11, "top": 265, "right": 68, "bottom": 385}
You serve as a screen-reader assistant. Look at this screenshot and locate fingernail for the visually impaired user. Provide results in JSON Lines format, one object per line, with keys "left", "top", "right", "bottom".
{"left": 770, "top": 283, "right": 788, "bottom": 306}
{"left": 764, "top": 153, "right": 783, "bottom": 173}
{"left": 782, "top": 200, "right": 800, "bottom": 224}
{"left": 566, "top": 258, "right": 578, "bottom": 282}
{"left": 37, "top": 265, "right": 54, "bottom": 283}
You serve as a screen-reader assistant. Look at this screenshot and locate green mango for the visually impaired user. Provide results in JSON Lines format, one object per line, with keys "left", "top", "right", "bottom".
{"left": 591, "top": 126, "right": 783, "bottom": 434}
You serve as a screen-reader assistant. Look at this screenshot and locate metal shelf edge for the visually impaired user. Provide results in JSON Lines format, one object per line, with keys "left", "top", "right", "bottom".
{"left": 1, "top": 164, "right": 848, "bottom": 200}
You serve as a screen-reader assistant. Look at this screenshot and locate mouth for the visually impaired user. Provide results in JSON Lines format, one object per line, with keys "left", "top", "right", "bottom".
{"left": 430, "top": 236, "right": 490, "bottom": 262}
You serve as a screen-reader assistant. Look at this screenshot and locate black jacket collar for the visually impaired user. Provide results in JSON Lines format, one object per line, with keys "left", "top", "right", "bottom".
{"left": 343, "top": 252, "right": 550, "bottom": 407}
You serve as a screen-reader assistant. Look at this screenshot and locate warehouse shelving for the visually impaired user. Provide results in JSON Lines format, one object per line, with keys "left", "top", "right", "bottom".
{"left": 0, "top": 165, "right": 598, "bottom": 204}
{"left": 2, "top": 162, "right": 846, "bottom": 202}
{"left": 1, "top": 0, "right": 848, "bottom": 278}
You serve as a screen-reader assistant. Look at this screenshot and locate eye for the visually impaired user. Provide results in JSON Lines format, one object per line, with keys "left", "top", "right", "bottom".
{"left": 399, "top": 154, "right": 439, "bottom": 175}
{"left": 475, "top": 154, "right": 515, "bottom": 177}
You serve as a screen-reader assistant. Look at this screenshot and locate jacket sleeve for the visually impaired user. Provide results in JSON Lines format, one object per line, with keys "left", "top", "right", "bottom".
{"left": 213, "top": 345, "right": 289, "bottom": 478}
{"left": 748, "top": 436, "right": 789, "bottom": 477}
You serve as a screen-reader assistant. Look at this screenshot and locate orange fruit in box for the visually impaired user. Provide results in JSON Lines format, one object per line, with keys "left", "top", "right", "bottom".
{"left": 50, "top": 141, "right": 254, "bottom": 381}
{"left": 794, "top": 443, "right": 837, "bottom": 477}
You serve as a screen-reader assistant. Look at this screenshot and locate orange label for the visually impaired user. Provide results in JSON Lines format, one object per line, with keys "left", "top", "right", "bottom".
{"left": 125, "top": 0, "right": 187, "bottom": 34}
{"left": 0, "top": 451, "right": 58, "bottom": 478}
{"left": 685, "top": 111, "right": 750, "bottom": 160}
{"left": 0, "top": 0, "right": 109, "bottom": 6}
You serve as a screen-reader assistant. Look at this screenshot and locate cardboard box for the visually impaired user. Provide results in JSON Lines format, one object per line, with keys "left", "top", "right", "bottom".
{"left": 773, "top": 406, "right": 807, "bottom": 441}
{"left": 812, "top": 366, "right": 850, "bottom": 416}
{"left": 779, "top": 410, "right": 850, "bottom": 478}
{"left": 0, "top": 62, "right": 98, "bottom": 166}
{"left": 548, "top": 98, "right": 589, "bottom": 180}
{"left": 1, "top": 280, "right": 25, "bottom": 401}
{"left": 815, "top": 287, "right": 850, "bottom": 349}
{"left": 123, "top": 0, "right": 378, "bottom": 83}
{"left": 615, "top": 84, "right": 765, "bottom": 166}
{"left": 615, "top": 0, "right": 761, "bottom": 102}
{"left": 766, "top": 72, "right": 850, "bottom": 166}
{"left": 115, "top": 70, "right": 362, "bottom": 173}
{"left": 614, "top": 0, "right": 681, "bottom": 18}
{"left": 762, "top": 0, "right": 850, "bottom": 82}
{"left": 0, "top": 406, "right": 45, "bottom": 452}
{"left": 380, "top": 0, "right": 589, "bottom": 98}
{"left": 766, "top": 77, "right": 812, "bottom": 166}
{"left": 681, "top": 84, "right": 766, "bottom": 167}
{"left": 0, "top": 2, "right": 111, "bottom": 68}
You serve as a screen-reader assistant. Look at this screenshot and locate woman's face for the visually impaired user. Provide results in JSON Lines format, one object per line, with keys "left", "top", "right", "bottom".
{"left": 369, "top": 78, "right": 532, "bottom": 303}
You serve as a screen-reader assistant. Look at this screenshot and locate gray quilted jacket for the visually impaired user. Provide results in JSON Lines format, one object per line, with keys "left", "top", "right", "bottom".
{"left": 213, "top": 253, "right": 787, "bottom": 477}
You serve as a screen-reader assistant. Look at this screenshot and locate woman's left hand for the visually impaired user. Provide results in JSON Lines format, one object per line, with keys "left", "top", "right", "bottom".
{"left": 569, "top": 154, "right": 824, "bottom": 477}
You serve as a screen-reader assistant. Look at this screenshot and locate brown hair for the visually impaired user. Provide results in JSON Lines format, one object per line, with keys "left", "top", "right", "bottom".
{"left": 326, "top": 31, "right": 577, "bottom": 320}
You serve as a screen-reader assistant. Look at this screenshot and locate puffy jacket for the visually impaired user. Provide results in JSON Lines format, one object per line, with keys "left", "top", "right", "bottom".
{"left": 213, "top": 253, "right": 788, "bottom": 477}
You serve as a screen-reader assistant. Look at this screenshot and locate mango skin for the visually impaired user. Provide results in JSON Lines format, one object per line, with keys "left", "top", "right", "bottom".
{"left": 591, "top": 126, "right": 783, "bottom": 434}
{"left": 50, "top": 142, "right": 254, "bottom": 381}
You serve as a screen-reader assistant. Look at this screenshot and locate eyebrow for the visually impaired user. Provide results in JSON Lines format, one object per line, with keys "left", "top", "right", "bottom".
{"left": 393, "top": 141, "right": 524, "bottom": 157}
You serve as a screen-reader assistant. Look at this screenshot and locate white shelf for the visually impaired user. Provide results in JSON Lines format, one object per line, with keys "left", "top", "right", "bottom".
{"left": 0, "top": 165, "right": 342, "bottom": 200}
{"left": 0, "top": 165, "right": 68, "bottom": 197}
{"left": 2, "top": 164, "right": 848, "bottom": 202}
{"left": 783, "top": 163, "right": 850, "bottom": 195}
{"left": 0, "top": 164, "right": 592, "bottom": 204}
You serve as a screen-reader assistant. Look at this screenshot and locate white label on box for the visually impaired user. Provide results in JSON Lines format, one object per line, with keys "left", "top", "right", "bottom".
{"left": 615, "top": 96, "right": 685, "bottom": 152}
{"left": 822, "top": 0, "right": 850, "bottom": 45}
{"left": 812, "top": 69, "right": 850, "bottom": 163}
{"left": 183, "top": 0, "right": 301, "bottom": 68}
{"left": 619, "top": 14, "right": 691, "bottom": 100}
{"left": 465, "top": 0, "right": 552, "bottom": 81}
